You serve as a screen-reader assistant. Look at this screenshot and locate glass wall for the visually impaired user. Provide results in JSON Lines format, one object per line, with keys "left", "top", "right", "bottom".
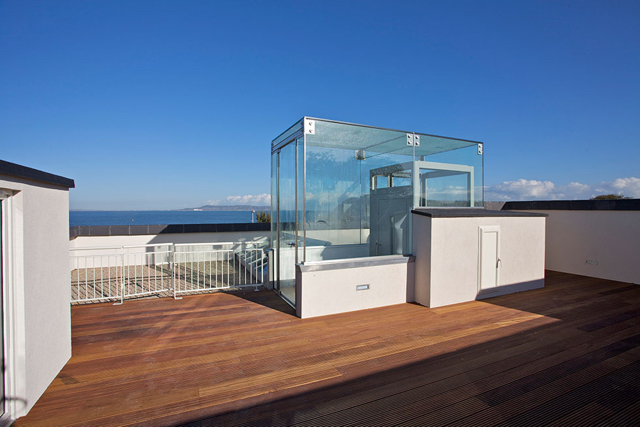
{"left": 271, "top": 117, "right": 483, "bottom": 307}
{"left": 414, "top": 133, "right": 483, "bottom": 208}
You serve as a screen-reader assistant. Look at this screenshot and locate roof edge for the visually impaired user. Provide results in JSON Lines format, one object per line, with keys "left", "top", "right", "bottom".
{"left": 501, "top": 199, "right": 640, "bottom": 211}
{"left": 0, "top": 159, "right": 75, "bottom": 188}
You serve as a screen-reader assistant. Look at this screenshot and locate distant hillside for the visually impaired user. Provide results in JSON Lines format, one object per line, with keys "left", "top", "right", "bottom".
{"left": 181, "top": 205, "right": 270, "bottom": 211}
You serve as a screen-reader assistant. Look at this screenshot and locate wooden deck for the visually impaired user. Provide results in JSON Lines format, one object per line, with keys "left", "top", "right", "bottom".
{"left": 16, "top": 271, "right": 640, "bottom": 426}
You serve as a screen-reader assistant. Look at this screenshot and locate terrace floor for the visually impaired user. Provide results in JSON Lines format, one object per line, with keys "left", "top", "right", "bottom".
{"left": 16, "top": 271, "right": 640, "bottom": 426}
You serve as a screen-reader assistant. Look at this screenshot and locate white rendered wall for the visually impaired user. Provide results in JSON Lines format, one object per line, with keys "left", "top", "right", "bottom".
{"left": 70, "top": 230, "right": 268, "bottom": 251}
{"left": 1, "top": 175, "right": 71, "bottom": 418}
{"left": 413, "top": 214, "right": 546, "bottom": 308}
{"left": 297, "top": 256, "right": 414, "bottom": 319}
{"left": 522, "top": 210, "right": 640, "bottom": 284}
{"left": 304, "top": 244, "right": 369, "bottom": 262}
{"left": 306, "top": 229, "right": 370, "bottom": 245}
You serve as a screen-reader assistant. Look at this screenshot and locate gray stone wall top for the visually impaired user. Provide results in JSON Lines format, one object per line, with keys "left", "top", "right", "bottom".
{"left": 501, "top": 199, "right": 640, "bottom": 211}
{"left": 70, "top": 222, "right": 270, "bottom": 239}
{"left": 0, "top": 159, "right": 75, "bottom": 188}
{"left": 412, "top": 208, "right": 547, "bottom": 218}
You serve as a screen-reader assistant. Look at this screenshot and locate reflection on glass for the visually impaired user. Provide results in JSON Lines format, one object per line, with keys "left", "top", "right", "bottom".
{"left": 301, "top": 119, "right": 483, "bottom": 258}
{"left": 277, "top": 141, "right": 297, "bottom": 305}
{"left": 270, "top": 152, "right": 277, "bottom": 284}
{"left": 270, "top": 118, "right": 484, "bottom": 303}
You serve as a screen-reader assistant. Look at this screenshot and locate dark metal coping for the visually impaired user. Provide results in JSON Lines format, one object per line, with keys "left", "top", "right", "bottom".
{"left": 412, "top": 209, "right": 548, "bottom": 218}
{"left": 502, "top": 199, "right": 640, "bottom": 211}
{"left": 0, "top": 159, "right": 75, "bottom": 188}
{"left": 70, "top": 222, "right": 270, "bottom": 239}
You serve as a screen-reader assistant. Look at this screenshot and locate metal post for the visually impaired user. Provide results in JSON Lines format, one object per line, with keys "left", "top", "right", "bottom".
{"left": 114, "top": 252, "right": 124, "bottom": 305}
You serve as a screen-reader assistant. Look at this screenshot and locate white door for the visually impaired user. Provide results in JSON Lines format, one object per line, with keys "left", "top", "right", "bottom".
{"left": 479, "top": 226, "right": 500, "bottom": 290}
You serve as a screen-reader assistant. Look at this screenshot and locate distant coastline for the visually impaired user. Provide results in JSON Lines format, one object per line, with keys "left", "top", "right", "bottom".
{"left": 180, "top": 204, "right": 270, "bottom": 212}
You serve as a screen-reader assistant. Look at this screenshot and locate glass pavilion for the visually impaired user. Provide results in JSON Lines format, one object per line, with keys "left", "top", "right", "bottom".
{"left": 271, "top": 118, "right": 484, "bottom": 307}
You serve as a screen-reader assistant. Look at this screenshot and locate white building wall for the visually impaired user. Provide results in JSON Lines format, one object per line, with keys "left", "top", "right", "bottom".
{"left": 413, "top": 214, "right": 546, "bottom": 308}
{"left": 297, "top": 256, "right": 414, "bottom": 319}
{"left": 521, "top": 210, "right": 640, "bottom": 284}
{"left": 1, "top": 175, "right": 71, "bottom": 418}
{"left": 70, "top": 230, "right": 269, "bottom": 251}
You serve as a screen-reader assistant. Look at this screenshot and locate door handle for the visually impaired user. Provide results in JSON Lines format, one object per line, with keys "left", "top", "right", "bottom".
{"left": 496, "top": 258, "right": 502, "bottom": 268}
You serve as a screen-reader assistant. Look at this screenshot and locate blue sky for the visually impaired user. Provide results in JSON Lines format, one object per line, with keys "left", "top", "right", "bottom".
{"left": 1, "top": 0, "right": 639, "bottom": 209}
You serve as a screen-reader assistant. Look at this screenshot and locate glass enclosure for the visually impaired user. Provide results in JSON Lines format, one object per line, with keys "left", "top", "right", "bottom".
{"left": 271, "top": 117, "right": 483, "bottom": 307}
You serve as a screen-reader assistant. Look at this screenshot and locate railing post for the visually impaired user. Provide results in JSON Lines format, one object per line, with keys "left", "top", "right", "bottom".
{"left": 173, "top": 246, "right": 182, "bottom": 300}
{"left": 114, "top": 251, "right": 124, "bottom": 305}
{"left": 253, "top": 248, "right": 261, "bottom": 291}
{"left": 170, "top": 243, "right": 175, "bottom": 292}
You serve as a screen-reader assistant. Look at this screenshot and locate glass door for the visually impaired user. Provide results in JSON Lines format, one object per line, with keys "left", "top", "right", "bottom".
{"left": 0, "top": 200, "right": 4, "bottom": 419}
{"left": 276, "top": 139, "right": 298, "bottom": 306}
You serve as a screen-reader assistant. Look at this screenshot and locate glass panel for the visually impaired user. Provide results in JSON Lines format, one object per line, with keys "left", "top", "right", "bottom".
{"left": 277, "top": 141, "right": 297, "bottom": 305}
{"left": 270, "top": 152, "right": 277, "bottom": 287}
{"left": 297, "top": 138, "right": 305, "bottom": 263}
{"left": 0, "top": 200, "right": 4, "bottom": 416}
{"left": 272, "top": 118, "right": 303, "bottom": 149}
{"left": 416, "top": 142, "right": 483, "bottom": 207}
{"left": 305, "top": 119, "right": 415, "bottom": 260}
{"left": 272, "top": 118, "right": 484, "bottom": 268}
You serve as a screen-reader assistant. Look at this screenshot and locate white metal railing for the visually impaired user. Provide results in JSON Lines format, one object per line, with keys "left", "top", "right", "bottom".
{"left": 121, "top": 244, "right": 173, "bottom": 303}
{"left": 173, "top": 242, "right": 265, "bottom": 297}
{"left": 70, "top": 242, "right": 267, "bottom": 304}
{"left": 70, "top": 247, "right": 123, "bottom": 303}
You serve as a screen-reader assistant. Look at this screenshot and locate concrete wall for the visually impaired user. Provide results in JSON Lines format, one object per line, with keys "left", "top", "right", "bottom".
{"left": 520, "top": 210, "right": 640, "bottom": 284}
{"left": 296, "top": 256, "right": 414, "bottom": 319}
{"left": 306, "top": 228, "right": 370, "bottom": 246}
{"left": 413, "top": 214, "right": 546, "bottom": 308}
{"left": 70, "top": 230, "right": 269, "bottom": 251}
{"left": 1, "top": 175, "right": 71, "bottom": 418}
{"left": 305, "top": 244, "right": 369, "bottom": 262}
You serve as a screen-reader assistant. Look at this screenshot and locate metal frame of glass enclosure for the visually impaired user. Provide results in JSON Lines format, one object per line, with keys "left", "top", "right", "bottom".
{"left": 271, "top": 117, "right": 484, "bottom": 307}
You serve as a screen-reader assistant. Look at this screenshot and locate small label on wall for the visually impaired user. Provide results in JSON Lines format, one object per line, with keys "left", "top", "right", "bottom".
{"left": 586, "top": 260, "right": 598, "bottom": 265}
{"left": 356, "top": 284, "right": 370, "bottom": 291}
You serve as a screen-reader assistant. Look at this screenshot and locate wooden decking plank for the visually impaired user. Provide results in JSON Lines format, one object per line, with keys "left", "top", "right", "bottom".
{"left": 547, "top": 375, "right": 640, "bottom": 426}
{"left": 451, "top": 350, "right": 640, "bottom": 426}
{"left": 15, "top": 272, "right": 640, "bottom": 427}
{"left": 579, "top": 307, "right": 640, "bottom": 332}
{"left": 210, "top": 318, "right": 640, "bottom": 427}
{"left": 284, "top": 327, "right": 640, "bottom": 427}
{"left": 596, "top": 400, "right": 640, "bottom": 426}
{"left": 475, "top": 333, "right": 640, "bottom": 406}
{"left": 496, "top": 361, "right": 640, "bottom": 426}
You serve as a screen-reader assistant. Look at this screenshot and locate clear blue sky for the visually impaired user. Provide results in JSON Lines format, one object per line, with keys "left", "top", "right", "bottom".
{"left": 1, "top": 0, "right": 639, "bottom": 209}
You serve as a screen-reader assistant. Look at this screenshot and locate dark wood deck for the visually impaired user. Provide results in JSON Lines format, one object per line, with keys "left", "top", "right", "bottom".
{"left": 16, "top": 271, "right": 640, "bottom": 426}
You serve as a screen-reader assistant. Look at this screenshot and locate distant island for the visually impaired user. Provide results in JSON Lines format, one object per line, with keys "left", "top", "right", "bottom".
{"left": 181, "top": 204, "right": 270, "bottom": 212}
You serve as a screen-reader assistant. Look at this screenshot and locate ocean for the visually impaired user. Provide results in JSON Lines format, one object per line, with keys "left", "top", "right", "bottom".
{"left": 70, "top": 210, "right": 258, "bottom": 227}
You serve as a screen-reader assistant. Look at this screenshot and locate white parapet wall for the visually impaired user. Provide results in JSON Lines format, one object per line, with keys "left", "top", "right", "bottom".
{"left": 494, "top": 200, "right": 640, "bottom": 284}
{"left": 412, "top": 209, "right": 547, "bottom": 308}
{"left": 295, "top": 255, "right": 414, "bottom": 319}
{"left": 70, "top": 230, "right": 269, "bottom": 251}
{"left": 514, "top": 207, "right": 640, "bottom": 284}
{"left": 1, "top": 161, "right": 74, "bottom": 420}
